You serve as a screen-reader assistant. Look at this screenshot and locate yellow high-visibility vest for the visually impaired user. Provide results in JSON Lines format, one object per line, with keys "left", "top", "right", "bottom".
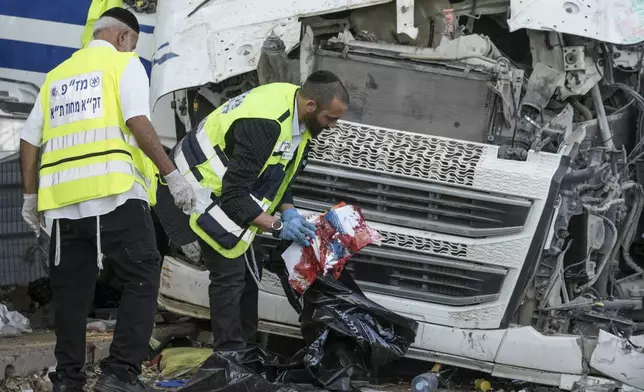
{"left": 38, "top": 45, "right": 158, "bottom": 212}
{"left": 173, "top": 83, "right": 311, "bottom": 259}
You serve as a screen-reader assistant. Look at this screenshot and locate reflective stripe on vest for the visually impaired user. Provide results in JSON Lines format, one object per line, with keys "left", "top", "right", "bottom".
{"left": 196, "top": 199, "right": 255, "bottom": 248}
{"left": 173, "top": 126, "right": 229, "bottom": 183}
{"left": 175, "top": 83, "right": 311, "bottom": 259}
{"left": 40, "top": 160, "right": 146, "bottom": 189}
{"left": 41, "top": 126, "right": 139, "bottom": 155}
{"left": 37, "top": 46, "right": 158, "bottom": 211}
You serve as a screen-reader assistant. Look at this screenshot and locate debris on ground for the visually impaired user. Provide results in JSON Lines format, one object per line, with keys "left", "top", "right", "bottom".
{"left": 2, "top": 352, "right": 605, "bottom": 392}
{"left": 411, "top": 371, "right": 439, "bottom": 392}
{"left": 156, "top": 379, "right": 188, "bottom": 389}
{"left": 1, "top": 366, "right": 55, "bottom": 392}
{"left": 158, "top": 347, "right": 212, "bottom": 378}
{"left": 0, "top": 303, "right": 32, "bottom": 337}
{"left": 474, "top": 379, "right": 491, "bottom": 392}
{"left": 86, "top": 319, "right": 117, "bottom": 333}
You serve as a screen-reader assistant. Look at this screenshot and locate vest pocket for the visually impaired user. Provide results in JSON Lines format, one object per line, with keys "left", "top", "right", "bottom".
{"left": 196, "top": 200, "right": 247, "bottom": 249}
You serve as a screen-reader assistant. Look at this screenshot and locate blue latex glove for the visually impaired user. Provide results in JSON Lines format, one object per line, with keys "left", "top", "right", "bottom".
{"left": 281, "top": 208, "right": 300, "bottom": 222}
{"left": 280, "top": 212, "right": 316, "bottom": 247}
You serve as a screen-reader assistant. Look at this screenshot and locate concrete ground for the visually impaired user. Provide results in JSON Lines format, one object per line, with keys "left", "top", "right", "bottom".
{"left": 0, "top": 323, "right": 197, "bottom": 381}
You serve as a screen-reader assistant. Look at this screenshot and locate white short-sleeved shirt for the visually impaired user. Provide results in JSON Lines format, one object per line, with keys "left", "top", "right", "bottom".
{"left": 21, "top": 40, "right": 151, "bottom": 220}
{"left": 291, "top": 103, "right": 305, "bottom": 156}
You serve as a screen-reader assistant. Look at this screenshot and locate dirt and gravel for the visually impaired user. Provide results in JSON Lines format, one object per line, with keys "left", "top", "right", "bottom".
{"left": 0, "top": 324, "right": 531, "bottom": 392}
{"left": 0, "top": 358, "right": 509, "bottom": 392}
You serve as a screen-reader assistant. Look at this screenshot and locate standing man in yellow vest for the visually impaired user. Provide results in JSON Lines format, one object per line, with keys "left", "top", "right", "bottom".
{"left": 170, "top": 71, "right": 349, "bottom": 354}
{"left": 19, "top": 8, "right": 196, "bottom": 392}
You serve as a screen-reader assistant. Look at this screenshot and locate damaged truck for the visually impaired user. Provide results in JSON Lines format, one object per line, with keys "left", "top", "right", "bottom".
{"left": 1, "top": 0, "right": 644, "bottom": 389}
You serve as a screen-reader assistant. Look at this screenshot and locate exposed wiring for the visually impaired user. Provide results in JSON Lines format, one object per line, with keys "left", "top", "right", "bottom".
{"left": 593, "top": 48, "right": 643, "bottom": 140}
{"left": 568, "top": 97, "right": 593, "bottom": 121}
{"left": 575, "top": 215, "right": 618, "bottom": 293}
{"left": 620, "top": 184, "right": 644, "bottom": 276}
{"left": 583, "top": 198, "right": 625, "bottom": 213}
{"left": 580, "top": 286, "right": 603, "bottom": 299}
{"left": 563, "top": 252, "right": 591, "bottom": 275}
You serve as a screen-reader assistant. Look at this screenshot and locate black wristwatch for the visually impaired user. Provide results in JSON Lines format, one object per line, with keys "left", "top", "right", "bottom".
{"left": 271, "top": 220, "right": 284, "bottom": 238}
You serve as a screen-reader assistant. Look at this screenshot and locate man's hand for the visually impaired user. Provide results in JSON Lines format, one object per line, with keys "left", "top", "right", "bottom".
{"left": 279, "top": 208, "right": 316, "bottom": 246}
{"left": 164, "top": 170, "right": 197, "bottom": 215}
{"left": 22, "top": 194, "right": 40, "bottom": 237}
{"left": 281, "top": 208, "right": 299, "bottom": 222}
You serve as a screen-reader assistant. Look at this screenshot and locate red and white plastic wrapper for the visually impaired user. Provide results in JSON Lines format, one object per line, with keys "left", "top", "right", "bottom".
{"left": 282, "top": 204, "right": 382, "bottom": 293}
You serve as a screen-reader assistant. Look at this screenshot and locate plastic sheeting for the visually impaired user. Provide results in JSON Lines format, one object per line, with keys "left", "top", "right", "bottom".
{"left": 282, "top": 204, "right": 382, "bottom": 294}
{"left": 0, "top": 303, "right": 32, "bottom": 337}
{"left": 180, "top": 249, "right": 418, "bottom": 392}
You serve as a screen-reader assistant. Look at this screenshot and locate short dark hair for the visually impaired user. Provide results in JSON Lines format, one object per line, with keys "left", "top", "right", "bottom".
{"left": 301, "top": 70, "right": 349, "bottom": 108}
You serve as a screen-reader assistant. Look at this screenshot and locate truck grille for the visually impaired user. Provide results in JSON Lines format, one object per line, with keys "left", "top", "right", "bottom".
{"left": 255, "top": 236, "right": 506, "bottom": 306}
{"left": 293, "top": 163, "right": 532, "bottom": 238}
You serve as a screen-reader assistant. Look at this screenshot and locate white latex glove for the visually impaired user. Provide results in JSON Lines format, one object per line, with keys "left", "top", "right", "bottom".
{"left": 164, "top": 170, "right": 197, "bottom": 215}
{"left": 181, "top": 241, "right": 202, "bottom": 263}
{"left": 22, "top": 194, "right": 40, "bottom": 237}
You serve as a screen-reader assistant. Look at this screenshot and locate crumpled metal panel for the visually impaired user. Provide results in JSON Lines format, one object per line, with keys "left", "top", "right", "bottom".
{"left": 589, "top": 330, "right": 644, "bottom": 389}
{"left": 508, "top": 0, "right": 644, "bottom": 45}
{"left": 313, "top": 53, "right": 494, "bottom": 143}
{"left": 150, "top": 0, "right": 390, "bottom": 107}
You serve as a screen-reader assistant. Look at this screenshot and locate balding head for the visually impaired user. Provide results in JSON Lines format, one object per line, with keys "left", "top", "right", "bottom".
{"left": 297, "top": 70, "right": 349, "bottom": 137}
{"left": 92, "top": 8, "right": 140, "bottom": 52}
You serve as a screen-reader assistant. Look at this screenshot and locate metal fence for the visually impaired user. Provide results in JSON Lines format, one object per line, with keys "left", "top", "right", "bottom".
{"left": 0, "top": 153, "right": 48, "bottom": 286}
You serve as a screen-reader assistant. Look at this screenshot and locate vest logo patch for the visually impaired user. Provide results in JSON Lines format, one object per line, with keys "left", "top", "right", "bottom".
{"left": 275, "top": 140, "right": 292, "bottom": 153}
{"left": 49, "top": 71, "right": 104, "bottom": 128}
{"left": 276, "top": 141, "right": 294, "bottom": 160}
{"left": 220, "top": 91, "right": 250, "bottom": 114}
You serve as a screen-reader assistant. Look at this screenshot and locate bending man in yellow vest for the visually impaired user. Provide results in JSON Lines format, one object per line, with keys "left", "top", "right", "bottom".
{"left": 19, "top": 8, "right": 196, "bottom": 392}
{"left": 170, "top": 71, "right": 349, "bottom": 354}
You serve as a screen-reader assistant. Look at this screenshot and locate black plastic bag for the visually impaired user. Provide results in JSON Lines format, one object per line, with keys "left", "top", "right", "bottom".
{"left": 265, "top": 242, "right": 418, "bottom": 372}
{"left": 179, "top": 347, "right": 328, "bottom": 392}
{"left": 301, "top": 270, "right": 418, "bottom": 370}
{"left": 271, "top": 244, "right": 418, "bottom": 389}
{"left": 180, "top": 239, "right": 418, "bottom": 392}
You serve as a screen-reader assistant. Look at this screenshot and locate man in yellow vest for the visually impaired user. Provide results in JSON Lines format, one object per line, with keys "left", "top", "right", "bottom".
{"left": 170, "top": 71, "right": 349, "bottom": 354}
{"left": 19, "top": 7, "right": 195, "bottom": 392}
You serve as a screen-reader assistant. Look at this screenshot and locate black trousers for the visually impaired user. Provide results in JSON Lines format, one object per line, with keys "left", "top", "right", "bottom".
{"left": 200, "top": 239, "right": 262, "bottom": 351}
{"left": 49, "top": 199, "right": 161, "bottom": 386}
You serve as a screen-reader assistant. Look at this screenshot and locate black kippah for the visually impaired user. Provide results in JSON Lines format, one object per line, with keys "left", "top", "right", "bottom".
{"left": 101, "top": 7, "right": 140, "bottom": 34}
